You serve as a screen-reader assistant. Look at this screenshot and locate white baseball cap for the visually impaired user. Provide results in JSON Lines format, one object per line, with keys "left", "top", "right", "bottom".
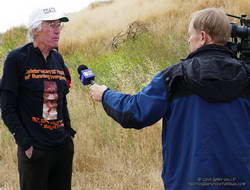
{"left": 28, "top": 7, "right": 69, "bottom": 28}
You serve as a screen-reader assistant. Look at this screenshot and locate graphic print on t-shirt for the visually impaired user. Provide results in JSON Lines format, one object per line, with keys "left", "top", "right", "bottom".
{"left": 43, "top": 81, "right": 58, "bottom": 120}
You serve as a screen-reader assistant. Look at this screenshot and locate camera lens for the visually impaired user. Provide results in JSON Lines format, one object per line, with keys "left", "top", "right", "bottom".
{"left": 230, "top": 23, "right": 249, "bottom": 38}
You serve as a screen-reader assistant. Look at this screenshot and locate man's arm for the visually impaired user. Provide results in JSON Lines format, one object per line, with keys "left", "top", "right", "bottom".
{"left": 90, "top": 71, "right": 169, "bottom": 129}
{"left": 1, "top": 53, "right": 33, "bottom": 152}
{"left": 1, "top": 91, "right": 33, "bottom": 151}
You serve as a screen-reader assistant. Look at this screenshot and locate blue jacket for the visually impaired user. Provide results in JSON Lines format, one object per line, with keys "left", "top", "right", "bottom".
{"left": 102, "top": 44, "right": 250, "bottom": 190}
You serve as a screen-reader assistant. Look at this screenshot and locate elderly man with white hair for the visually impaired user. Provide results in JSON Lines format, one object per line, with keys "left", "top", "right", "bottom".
{"left": 1, "top": 6, "right": 75, "bottom": 190}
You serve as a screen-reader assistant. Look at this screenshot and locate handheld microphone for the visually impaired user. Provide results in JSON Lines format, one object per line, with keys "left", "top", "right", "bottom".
{"left": 77, "top": 65, "right": 95, "bottom": 85}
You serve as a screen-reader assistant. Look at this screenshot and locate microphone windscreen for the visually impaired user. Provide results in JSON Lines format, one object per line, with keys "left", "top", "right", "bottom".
{"left": 77, "top": 65, "right": 88, "bottom": 74}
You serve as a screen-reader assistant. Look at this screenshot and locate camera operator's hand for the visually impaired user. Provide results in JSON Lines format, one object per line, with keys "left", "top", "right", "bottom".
{"left": 89, "top": 84, "right": 108, "bottom": 102}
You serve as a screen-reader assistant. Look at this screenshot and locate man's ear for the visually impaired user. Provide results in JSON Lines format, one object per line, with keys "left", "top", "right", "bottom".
{"left": 200, "top": 31, "right": 212, "bottom": 45}
{"left": 32, "top": 28, "right": 39, "bottom": 39}
{"left": 32, "top": 28, "right": 38, "bottom": 34}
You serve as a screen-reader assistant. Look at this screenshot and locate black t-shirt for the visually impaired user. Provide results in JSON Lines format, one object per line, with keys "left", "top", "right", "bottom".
{"left": 1, "top": 43, "right": 75, "bottom": 150}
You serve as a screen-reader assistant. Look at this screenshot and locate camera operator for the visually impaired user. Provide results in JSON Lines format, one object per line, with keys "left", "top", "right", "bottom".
{"left": 90, "top": 8, "right": 250, "bottom": 190}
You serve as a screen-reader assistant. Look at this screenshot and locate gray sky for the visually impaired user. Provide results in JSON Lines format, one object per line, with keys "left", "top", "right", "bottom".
{"left": 0, "top": 0, "right": 96, "bottom": 33}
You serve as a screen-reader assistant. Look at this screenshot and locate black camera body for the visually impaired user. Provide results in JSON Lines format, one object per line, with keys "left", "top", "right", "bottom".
{"left": 227, "top": 14, "right": 250, "bottom": 64}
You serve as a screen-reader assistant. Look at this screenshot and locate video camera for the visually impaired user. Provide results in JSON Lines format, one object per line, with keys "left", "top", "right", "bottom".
{"left": 226, "top": 14, "right": 250, "bottom": 64}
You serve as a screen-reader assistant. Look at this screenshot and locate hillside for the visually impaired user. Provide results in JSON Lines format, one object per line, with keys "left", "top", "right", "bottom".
{"left": 0, "top": 0, "right": 250, "bottom": 189}
{"left": 60, "top": 0, "right": 250, "bottom": 51}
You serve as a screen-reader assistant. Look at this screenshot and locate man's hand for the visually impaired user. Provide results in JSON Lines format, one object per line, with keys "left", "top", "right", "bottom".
{"left": 89, "top": 84, "right": 108, "bottom": 102}
{"left": 25, "top": 146, "right": 33, "bottom": 159}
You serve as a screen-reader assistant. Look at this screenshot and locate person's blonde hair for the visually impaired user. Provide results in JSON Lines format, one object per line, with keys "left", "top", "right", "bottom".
{"left": 190, "top": 8, "right": 230, "bottom": 44}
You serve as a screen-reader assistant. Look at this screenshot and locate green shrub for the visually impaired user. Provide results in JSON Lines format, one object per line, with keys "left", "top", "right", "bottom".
{"left": 1, "top": 26, "right": 27, "bottom": 53}
{"left": 67, "top": 32, "right": 188, "bottom": 92}
{"left": 0, "top": 26, "right": 27, "bottom": 72}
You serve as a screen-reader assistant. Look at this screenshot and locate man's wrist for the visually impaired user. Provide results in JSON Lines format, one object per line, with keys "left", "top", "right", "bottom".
{"left": 101, "top": 88, "right": 110, "bottom": 103}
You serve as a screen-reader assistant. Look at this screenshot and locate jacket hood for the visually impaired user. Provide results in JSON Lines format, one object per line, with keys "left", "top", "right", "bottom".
{"left": 166, "top": 44, "right": 250, "bottom": 102}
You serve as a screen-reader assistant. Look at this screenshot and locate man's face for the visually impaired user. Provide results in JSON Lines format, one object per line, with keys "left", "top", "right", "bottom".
{"left": 34, "top": 20, "right": 62, "bottom": 49}
{"left": 187, "top": 22, "right": 203, "bottom": 52}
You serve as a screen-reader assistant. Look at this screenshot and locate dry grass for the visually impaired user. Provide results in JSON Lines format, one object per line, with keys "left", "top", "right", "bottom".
{"left": 60, "top": 0, "right": 174, "bottom": 54}
{"left": 69, "top": 90, "right": 163, "bottom": 189}
{"left": 1, "top": 0, "right": 250, "bottom": 189}
{"left": 60, "top": 0, "right": 250, "bottom": 53}
{"left": 0, "top": 89, "right": 163, "bottom": 190}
